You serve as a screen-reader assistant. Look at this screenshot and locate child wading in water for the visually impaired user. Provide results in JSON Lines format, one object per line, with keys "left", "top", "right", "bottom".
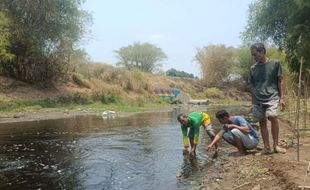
{"left": 177, "top": 111, "right": 217, "bottom": 156}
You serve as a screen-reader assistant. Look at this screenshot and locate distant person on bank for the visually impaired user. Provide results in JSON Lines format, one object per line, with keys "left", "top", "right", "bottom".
{"left": 249, "top": 43, "right": 286, "bottom": 155}
{"left": 177, "top": 112, "right": 217, "bottom": 156}
{"left": 207, "top": 110, "right": 259, "bottom": 156}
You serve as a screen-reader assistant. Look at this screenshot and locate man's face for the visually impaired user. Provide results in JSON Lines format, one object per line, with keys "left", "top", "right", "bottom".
{"left": 179, "top": 115, "right": 189, "bottom": 125}
{"left": 251, "top": 48, "right": 265, "bottom": 63}
{"left": 218, "top": 116, "right": 229, "bottom": 124}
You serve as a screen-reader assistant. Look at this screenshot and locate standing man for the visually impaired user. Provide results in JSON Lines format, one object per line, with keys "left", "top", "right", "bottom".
{"left": 177, "top": 112, "right": 217, "bottom": 156}
{"left": 249, "top": 43, "right": 286, "bottom": 154}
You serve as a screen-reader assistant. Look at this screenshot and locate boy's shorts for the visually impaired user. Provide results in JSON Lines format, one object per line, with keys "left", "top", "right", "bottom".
{"left": 252, "top": 99, "right": 279, "bottom": 122}
{"left": 223, "top": 128, "right": 259, "bottom": 150}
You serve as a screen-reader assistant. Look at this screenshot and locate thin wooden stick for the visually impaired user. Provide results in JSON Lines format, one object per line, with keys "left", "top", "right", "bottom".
{"left": 296, "top": 56, "right": 303, "bottom": 161}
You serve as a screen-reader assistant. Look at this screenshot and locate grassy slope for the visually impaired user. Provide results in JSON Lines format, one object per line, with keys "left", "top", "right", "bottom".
{"left": 0, "top": 63, "right": 251, "bottom": 114}
{"left": 0, "top": 68, "right": 194, "bottom": 113}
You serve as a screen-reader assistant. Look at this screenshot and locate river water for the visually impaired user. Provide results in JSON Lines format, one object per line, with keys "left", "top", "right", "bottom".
{"left": 0, "top": 106, "right": 249, "bottom": 190}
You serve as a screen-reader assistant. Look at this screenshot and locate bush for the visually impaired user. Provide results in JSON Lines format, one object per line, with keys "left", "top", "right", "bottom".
{"left": 204, "top": 87, "right": 225, "bottom": 99}
{"left": 100, "top": 91, "right": 121, "bottom": 104}
{"left": 72, "top": 93, "right": 91, "bottom": 104}
{"left": 72, "top": 74, "right": 91, "bottom": 88}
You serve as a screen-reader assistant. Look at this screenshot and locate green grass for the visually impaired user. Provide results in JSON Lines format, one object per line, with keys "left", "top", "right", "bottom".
{"left": 208, "top": 98, "right": 249, "bottom": 105}
{"left": 73, "top": 102, "right": 167, "bottom": 112}
{"left": 0, "top": 97, "right": 169, "bottom": 114}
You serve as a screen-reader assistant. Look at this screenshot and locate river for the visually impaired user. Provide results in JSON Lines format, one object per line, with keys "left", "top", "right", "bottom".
{"left": 0, "top": 106, "right": 249, "bottom": 190}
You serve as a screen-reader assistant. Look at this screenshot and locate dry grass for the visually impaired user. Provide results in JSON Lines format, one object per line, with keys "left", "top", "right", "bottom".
{"left": 0, "top": 62, "right": 204, "bottom": 108}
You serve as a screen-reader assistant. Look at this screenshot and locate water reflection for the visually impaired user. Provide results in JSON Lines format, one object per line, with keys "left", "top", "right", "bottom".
{"left": 178, "top": 154, "right": 199, "bottom": 179}
{"left": 0, "top": 111, "right": 194, "bottom": 190}
{"left": 0, "top": 106, "right": 249, "bottom": 190}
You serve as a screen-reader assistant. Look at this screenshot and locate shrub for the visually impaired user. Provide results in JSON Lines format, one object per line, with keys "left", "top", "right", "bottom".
{"left": 100, "top": 91, "right": 121, "bottom": 104}
{"left": 72, "top": 74, "right": 91, "bottom": 88}
{"left": 204, "top": 87, "right": 225, "bottom": 99}
{"left": 72, "top": 93, "right": 91, "bottom": 104}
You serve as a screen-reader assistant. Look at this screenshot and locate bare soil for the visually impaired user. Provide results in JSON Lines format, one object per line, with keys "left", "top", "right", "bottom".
{"left": 203, "top": 120, "right": 310, "bottom": 190}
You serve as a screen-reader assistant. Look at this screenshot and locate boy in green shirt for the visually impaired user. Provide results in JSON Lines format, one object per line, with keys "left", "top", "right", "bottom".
{"left": 177, "top": 112, "right": 216, "bottom": 156}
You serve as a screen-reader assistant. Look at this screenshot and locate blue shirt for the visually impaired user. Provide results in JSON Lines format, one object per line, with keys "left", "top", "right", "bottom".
{"left": 221, "top": 116, "right": 259, "bottom": 140}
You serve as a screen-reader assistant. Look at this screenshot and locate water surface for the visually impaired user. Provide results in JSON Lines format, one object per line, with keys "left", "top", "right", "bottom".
{"left": 0, "top": 106, "right": 249, "bottom": 190}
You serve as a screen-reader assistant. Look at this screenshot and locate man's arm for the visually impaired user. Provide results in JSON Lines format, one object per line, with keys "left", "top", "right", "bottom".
{"left": 227, "top": 124, "right": 250, "bottom": 133}
{"left": 207, "top": 130, "right": 224, "bottom": 151}
{"left": 181, "top": 125, "right": 189, "bottom": 148}
{"left": 227, "top": 117, "right": 250, "bottom": 133}
{"left": 278, "top": 77, "right": 285, "bottom": 111}
{"left": 193, "top": 124, "right": 200, "bottom": 145}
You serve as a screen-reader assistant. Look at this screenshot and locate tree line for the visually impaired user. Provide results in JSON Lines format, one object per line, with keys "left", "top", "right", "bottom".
{"left": 0, "top": 0, "right": 308, "bottom": 92}
{"left": 0, "top": 0, "right": 91, "bottom": 85}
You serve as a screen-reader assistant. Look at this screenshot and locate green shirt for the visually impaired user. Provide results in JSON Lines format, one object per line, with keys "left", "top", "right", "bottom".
{"left": 181, "top": 112, "right": 205, "bottom": 147}
{"left": 249, "top": 59, "right": 282, "bottom": 104}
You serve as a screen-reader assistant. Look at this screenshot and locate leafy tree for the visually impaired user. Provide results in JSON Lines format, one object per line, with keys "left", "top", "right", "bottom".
{"left": 0, "top": 0, "right": 91, "bottom": 84}
{"left": 115, "top": 42, "right": 167, "bottom": 73}
{"left": 234, "top": 46, "right": 254, "bottom": 81}
{"left": 0, "top": 12, "right": 13, "bottom": 67}
{"left": 196, "top": 45, "right": 234, "bottom": 86}
{"left": 166, "top": 68, "right": 195, "bottom": 78}
{"left": 69, "top": 48, "right": 90, "bottom": 72}
{"left": 242, "top": 0, "right": 310, "bottom": 78}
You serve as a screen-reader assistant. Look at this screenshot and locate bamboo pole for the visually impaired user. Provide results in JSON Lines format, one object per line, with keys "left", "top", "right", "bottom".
{"left": 305, "top": 75, "right": 309, "bottom": 129}
{"left": 296, "top": 56, "right": 303, "bottom": 162}
{"left": 303, "top": 98, "right": 307, "bottom": 129}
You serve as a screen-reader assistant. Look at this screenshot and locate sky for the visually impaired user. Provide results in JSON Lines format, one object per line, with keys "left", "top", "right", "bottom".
{"left": 82, "top": 0, "right": 254, "bottom": 77}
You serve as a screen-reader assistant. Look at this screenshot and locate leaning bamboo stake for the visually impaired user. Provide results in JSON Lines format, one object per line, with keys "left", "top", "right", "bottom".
{"left": 296, "top": 56, "right": 303, "bottom": 162}
{"left": 305, "top": 74, "right": 309, "bottom": 129}
{"left": 302, "top": 76, "right": 308, "bottom": 129}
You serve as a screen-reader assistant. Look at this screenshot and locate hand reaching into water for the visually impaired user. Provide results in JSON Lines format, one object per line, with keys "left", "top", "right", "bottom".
{"left": 182, "top": 149, "right": 189, "bottom": 155}
{"left": 207, "top": 144, "right": 213, "bottom": 151}
{"left": 189, "top": 149, "right": 196, "bottom": 156}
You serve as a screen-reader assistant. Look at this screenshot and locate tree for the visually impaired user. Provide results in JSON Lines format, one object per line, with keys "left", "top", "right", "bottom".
{"left": 0, "top": 0, "right": 91, "bottom": 84}
{"left": 196, "top": 45, "right": 234, "bottom": 86}
{"left": 166, "top": 68, "right": 195, "bottom": 78}
{"left": 115, "top": 42, "right": 167, "bottom": 73}
{"left": 242, "top": 0, "right": 310, "bottom": 78}
{"left": 234, "top": 46, "right": 254, "bottom": 81}
{"left": 0, "top": 12, "right": 13, "bottom": 68}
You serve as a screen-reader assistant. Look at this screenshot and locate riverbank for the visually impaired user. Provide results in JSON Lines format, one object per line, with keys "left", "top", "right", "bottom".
{"left": 0, "top": 104, "right": 177, "bottom": 124}
{"left": 202, "top": 119, "right": 310, "bottom": 190}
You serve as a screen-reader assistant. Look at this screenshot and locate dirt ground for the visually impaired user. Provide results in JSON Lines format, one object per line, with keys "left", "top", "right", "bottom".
{"left": 203, "top": 119, "right": 310, "bottom": 190}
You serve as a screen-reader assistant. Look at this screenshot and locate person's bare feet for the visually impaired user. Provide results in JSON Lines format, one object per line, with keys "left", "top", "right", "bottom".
{"left": 274, "top": 146, "right": 286, "bottom": 153}
{"left": 255, "top": 148, "right": 273, "bottom": 156}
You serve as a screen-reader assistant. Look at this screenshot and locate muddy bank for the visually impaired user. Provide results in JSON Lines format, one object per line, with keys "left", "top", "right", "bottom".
{"left": 203, "top": 120, "right": 310, "bottom": 190}
{"left": 0, "top": 105, "right": 179, "bottom": 124}
{"left": 0, "top": 103, "right": 250, "bottom": 124}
